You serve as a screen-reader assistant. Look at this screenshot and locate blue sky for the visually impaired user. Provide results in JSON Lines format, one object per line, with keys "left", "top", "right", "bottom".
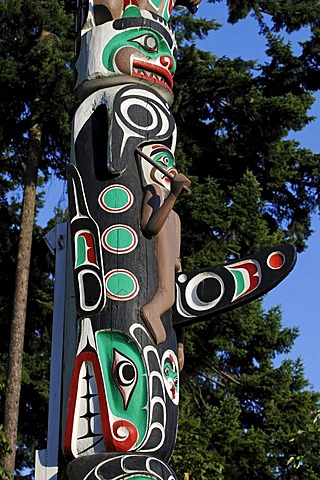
{"left": 198, "top": 1, "right": 320, "bottom": 391}
{"left": 38, "top": 0, "right": 320, "bottom": 391}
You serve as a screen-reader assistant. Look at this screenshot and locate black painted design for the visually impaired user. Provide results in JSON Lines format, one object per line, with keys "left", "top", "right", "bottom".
{"left": 62, "top": 453, "right": 178, "bottom": 480}
{"left": 65, "top": 85, "right": 179, "bottom": 463}
{"left": 67, "top": 163, "right": 106, "bottom": 316}
{"left": 174, "top": 244, "right": 296, "bottom": 326}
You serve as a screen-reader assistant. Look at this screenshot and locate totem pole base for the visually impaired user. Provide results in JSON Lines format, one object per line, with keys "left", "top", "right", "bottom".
{"left": 61, "top": 452, "right": 178, "bottom": 480}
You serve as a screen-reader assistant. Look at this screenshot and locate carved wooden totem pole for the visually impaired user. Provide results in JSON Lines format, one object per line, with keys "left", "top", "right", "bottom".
{"left": 35, "top": 1, "right": 297, "bottom": 479}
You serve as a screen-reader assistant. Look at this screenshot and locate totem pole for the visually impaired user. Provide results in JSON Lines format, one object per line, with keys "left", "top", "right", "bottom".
{"left": 35, "top": 1, "right": 296, "bottom": 479}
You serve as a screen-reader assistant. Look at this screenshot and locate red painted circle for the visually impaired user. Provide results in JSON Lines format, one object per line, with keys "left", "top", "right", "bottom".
{"left": 112, "top": 419, "right": 138, "bottom": 451}
{"left": 267, "top": 252, "right": 285, "bottom": 269}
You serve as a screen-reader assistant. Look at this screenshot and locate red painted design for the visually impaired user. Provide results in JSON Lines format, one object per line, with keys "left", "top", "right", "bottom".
{"left": 132, "top": 60, "right": 174, "bottom": 90}
{"left": 112, "top": 419, "right": 139, "bottom": 450}
{"left": 64, "top": 351, "right": 109, "bottom": 457}
{"left": 151, "top": 144, "right": 170, "bottom": 150}
{"left": 64, "top": 351, "right": 138, "bottom": 458}
{"left": 101, "top": 224, "right": 138, "bottom": 255}
{"left": 80, "top": 231, "right": 97, "bottom": 265}
{"left": 168, "top": 0, "right": 175, "bottom": 15}
{"left": 124, "top": 0, "right": 139, "bottom": 8}
{"left": 98, "top": 184, "right": 134, "bottom": 213}
{"left": 164, "top": 167, "right": 177, "bottom": 183}
{"left": 160, "top": 55, "right": 174, "bottom": 70}
{"left": 228, "top": 260, "right": 261, "bottom": 301}
{"left": 105, "top": 269, "right": 140, "bottom": 301}
{"left": 267, "top": 252, "right": 285, "bottom": 270}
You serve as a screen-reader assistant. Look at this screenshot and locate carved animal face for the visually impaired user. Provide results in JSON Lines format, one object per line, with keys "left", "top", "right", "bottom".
{"left": 161, "top": 350, "right": 179, "bottom": 405}
{"left": 102, "top": 16, "right": 176, "bottom": 94}
{"left": 140, "top": 144, "right": 177, "bottom": 197}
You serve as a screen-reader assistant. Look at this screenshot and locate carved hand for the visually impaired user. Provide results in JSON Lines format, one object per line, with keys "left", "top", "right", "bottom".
{"left": 170, "top": 173, "right": 191, "bottom": 198}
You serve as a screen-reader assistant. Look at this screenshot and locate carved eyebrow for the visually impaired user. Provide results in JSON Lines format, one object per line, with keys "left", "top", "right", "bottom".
{"left": 113, "top": 17, "right": 174, "bottom": 48}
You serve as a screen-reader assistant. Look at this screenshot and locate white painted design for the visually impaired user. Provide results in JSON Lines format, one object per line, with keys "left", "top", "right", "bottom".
{"left": 185, "top": 272, "right": 225, "bottom": 311}
{"left": 71, "top": 362, "right": 105, "bottom": 458}
{"left": 105, "top": 269, "right": 140, "bottom": 301}
{"left": 98, "top": 184, "right": 134, "bottom": 213}
{"left": 161, "top": 349, "right": 179, "bottom": 405}
{"left": 175, "top": 284, "right": 196, "bottom": 318}
{"left": 82, "top": 454, "right": 175, "bottom": 480}
{"left": 177, "top": 273, "right": 187, "bottom": 283}
{"left": 77, "top": 318, "right": 96, "bottom": 355}
{"left": 129, "top": 324, "right": 167, "bottom": 454}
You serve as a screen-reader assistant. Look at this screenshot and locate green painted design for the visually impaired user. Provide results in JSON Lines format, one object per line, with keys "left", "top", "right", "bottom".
{"left": 230, "top": 269, "right": 245, "bottom": 297}
{"left": 106, "top": 270, "right": 138, "bottom": 299}
{"left": 75, "top": 236, "right": 86, "bottom": 268}
{"left": 151, "top": 0, "right": 162, "bottom": 9}
{"left": 123, "top": 5, "right": 142, "bottom": 18}
{"left": 99, "top": 185, "right": 133, "bottom": 213}
{"left": 164, "top": 360, "right": 177, "bottom": 390}
{"left": 153, "top": 150, "right": 175, "bottom": 170}
{"left": 96, "top": 331, "right": 148, "bottom": 447}
{"left": 104, "top": 188, "right": 128, "bottom": 209}
{"left": 162, "top": 0, "right": 172, "bottom": 21}
{"left": 107, "top": 227, "right": 134, "bottom": 251}
{"left": 102, "top": 27, "right": 176, "bottom": 74}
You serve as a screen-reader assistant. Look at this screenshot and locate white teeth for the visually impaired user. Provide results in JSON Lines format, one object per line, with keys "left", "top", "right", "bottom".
{"left": 133, "top": 67, "right": 164, "bottom": 84}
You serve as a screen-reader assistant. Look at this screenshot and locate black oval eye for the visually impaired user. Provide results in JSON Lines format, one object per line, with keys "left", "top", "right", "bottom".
{"left": 115, "top": 361, "right": 135, "bottom": 386}
{"left": 112, "top": 349, "right": 138, "bottom": 409}
{"left": 164, "top": 365, "right": 169, "bottom": 376}
{"left": 174, "top": 376, "right": 178, "bottom": 386}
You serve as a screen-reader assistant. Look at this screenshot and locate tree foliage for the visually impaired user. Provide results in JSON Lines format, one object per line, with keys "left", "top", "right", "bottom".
{"left": 170, "top": 3, "right": 320, "bottom": 478}
{"left": 0, "top": 0, "right": 76, "bottom": 181}
{"left": 0, "top": 0, "right": 74, "bottom": 475}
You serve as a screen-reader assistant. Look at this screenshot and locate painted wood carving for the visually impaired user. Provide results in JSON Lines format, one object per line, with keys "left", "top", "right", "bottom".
{"left": 35, "top": 0, "right": 296, "bottom": 479}
{"left": 60, "top": 2, "right": 194, "bottom": 478}
{"left": 174, "top": 244, "right": 296, "bottom": 326}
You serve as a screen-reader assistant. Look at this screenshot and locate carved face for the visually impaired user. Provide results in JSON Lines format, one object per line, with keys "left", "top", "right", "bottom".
{"left": 95, "top": 330, "right": 148, "bottom": 450}
{"left": 140, "top": 144, "right": 177, "bottom": 197}
{"left": 102, "top": 16, "right": 176, "bottom": 94}
{"left": 64, "top": 321, "right": 149, "bottom": 457}
{"left": 161, "top": 350, "right": 179, "bottom": 405}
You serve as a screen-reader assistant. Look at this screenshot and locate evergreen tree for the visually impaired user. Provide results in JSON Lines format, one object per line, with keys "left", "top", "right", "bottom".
{"left": 170, "top": 3, "right": 320, "bottom": 478}
{"left": 0, "top": 0, "right": 75, "bottom": 474}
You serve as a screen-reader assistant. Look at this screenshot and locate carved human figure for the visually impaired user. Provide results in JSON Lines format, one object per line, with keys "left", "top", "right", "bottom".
{"left": 139, "top": 144, "right": 190, "bottom": 352}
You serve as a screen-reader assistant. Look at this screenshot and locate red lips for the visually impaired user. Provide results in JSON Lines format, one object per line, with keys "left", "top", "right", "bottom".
{"left": 132, "top": 59, "right": 174, "bottom": 91}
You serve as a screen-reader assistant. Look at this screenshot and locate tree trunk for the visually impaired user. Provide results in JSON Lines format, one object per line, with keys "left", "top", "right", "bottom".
{"left": 3, "top": 113, "right": 42, "bottom": 475}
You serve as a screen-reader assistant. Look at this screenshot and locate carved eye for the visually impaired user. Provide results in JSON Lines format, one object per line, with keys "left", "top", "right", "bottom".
{"left": 112, "top": 349, "right": 138, "bottom": 409}
{"left": 164, "top": 365, "right": 170, "bottom": 377}
{"left": 131, "top": 34, "right": 158, "bottom": 53}
{"left": 157, "top": 155, "right": 169, "bottom": 166}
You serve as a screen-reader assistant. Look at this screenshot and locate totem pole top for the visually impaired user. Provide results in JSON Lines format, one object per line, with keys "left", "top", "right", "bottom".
{"left": 72, "top": 0, "right": 201, "bottom": 104}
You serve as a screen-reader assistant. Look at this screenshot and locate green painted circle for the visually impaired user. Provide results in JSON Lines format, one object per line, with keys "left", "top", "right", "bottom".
{"left": 99, "top": 185, "right": 133, "bottom": 213}
{"left": 109, "top": 227, "right": 130, "bottom": 249}
{"left": 105, "top": 269, "right": 139, "bottom": 300}
{"left": 102, "top": 225, "right": 138, "bottom": 254}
